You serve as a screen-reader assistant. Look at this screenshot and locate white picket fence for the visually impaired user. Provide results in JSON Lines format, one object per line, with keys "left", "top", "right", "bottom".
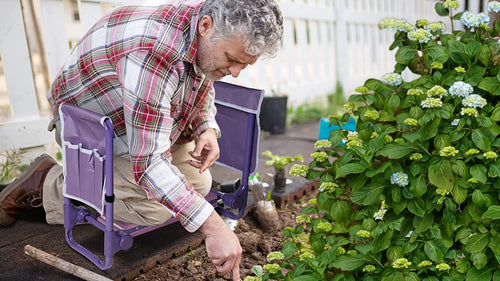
{"left": 0, "top": 0, "right": 483, "bottom": 159}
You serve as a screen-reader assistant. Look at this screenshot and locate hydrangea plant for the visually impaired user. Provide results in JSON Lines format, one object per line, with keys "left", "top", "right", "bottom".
{"left": 246, "top": 1, "right": 500, "bottom": 280}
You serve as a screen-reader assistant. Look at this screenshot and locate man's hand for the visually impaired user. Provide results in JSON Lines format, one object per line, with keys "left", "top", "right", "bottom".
{"left": 188, "top": 128, "right": 219, "bottom": 173}
{"left": 199, "top": 211, "right": 242, "bottom": 281}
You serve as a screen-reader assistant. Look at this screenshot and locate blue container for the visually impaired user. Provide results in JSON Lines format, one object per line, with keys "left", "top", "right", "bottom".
{"left": 318, "top": 116, "right": 356, "bottom": 140}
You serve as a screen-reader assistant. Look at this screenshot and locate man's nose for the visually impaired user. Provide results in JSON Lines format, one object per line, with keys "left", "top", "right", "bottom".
{"left": 228, "top": 64, "right": 247, "bottom": 78}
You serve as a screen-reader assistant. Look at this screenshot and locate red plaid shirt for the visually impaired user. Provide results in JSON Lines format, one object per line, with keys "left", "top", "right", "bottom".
{"left": 47, "top": 0, "right": 219, "bottom": 232}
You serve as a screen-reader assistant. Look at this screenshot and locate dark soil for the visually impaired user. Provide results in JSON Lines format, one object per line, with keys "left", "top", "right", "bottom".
{"left": 133, "top": 190, "right": 318, "bottom": 281}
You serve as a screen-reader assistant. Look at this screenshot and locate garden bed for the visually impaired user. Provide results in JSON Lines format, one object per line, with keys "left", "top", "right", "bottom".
{"left": 132, "top": 189, "right": 318, "bottom": 281}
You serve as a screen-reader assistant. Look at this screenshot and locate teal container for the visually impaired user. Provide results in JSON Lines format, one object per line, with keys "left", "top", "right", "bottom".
{"left": 318, "top": 116, "right": 356, "bottom": 140}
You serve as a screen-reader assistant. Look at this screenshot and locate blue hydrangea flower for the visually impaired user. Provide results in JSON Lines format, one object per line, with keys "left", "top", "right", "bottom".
{"left": 451, "top": 119, "right": 460, "bottom": 126}
{"left": 488, "top": 1, "right": 500, "bottom": 12}
{"left": 462, "top": 94, "right": 487, "bottom": 108}
{"left": 449, "top": 81, "right": 473, "bottom": 98}
{"left": 461, "top": 11, "right": 490, "bottom": 28}
{"left": 382, "top": 73, "right": 403, "bottom": 86}
{"left": 390, "top": 172, "right": 409, "bottom": 187}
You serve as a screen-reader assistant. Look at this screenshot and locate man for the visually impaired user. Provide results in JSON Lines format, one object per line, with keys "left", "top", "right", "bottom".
{"left": 0, "top": 0, "right": 283, "bottom": 280}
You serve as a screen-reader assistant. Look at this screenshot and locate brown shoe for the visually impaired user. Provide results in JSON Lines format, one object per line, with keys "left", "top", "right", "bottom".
{"left": 0, "top": 154, "right": 57, "bottom": 226}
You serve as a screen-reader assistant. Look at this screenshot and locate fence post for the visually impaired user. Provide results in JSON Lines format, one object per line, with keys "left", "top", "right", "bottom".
{"left": 333, "top": 0, "right": 349, "bottom": 93}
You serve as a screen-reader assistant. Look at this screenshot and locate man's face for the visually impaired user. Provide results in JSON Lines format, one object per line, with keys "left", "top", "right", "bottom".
{"left": 196, "top": 16, "right": 258, "bottom": 81}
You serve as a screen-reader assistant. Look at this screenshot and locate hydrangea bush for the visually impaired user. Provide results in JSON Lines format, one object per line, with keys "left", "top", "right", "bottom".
{"left": 246, "top": 1, "right": 500, "bottom": 280}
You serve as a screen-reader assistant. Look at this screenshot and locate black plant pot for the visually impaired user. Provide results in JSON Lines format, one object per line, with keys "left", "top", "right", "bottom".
{"left": 260, "top": 96, "right": 287, "bottom": 135}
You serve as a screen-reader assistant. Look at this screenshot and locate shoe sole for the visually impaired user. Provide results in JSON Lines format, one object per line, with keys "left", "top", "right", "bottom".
{"left": 0, "top": 154, "right": 57, "bottom": 209}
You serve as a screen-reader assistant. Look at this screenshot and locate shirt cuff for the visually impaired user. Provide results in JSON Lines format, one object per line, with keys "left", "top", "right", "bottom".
{"left": 180, "top": 199, "right": 214, "bottom": 232}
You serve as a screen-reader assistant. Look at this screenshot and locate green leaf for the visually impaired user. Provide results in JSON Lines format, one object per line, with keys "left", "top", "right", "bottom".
{"left": 464, "top": 233, "right": 489, "bottom": 253}
{"left": 413, "top": 213, "right": 434, "bottom": 232}
{"left": 492, "top": 107, "right": 500, "bottom": 121}
{"left": 405, "top": 272, "right": 420, "bottom": 281}
{"left": 387, "top": 95, "right": 401, "bottom": 112}
{"left": 465, "top": 41, "right": 481, "bottom": 58}
{"left": 335, "top": 162, "right": 367, "bottom": 178}
{"left": 330, "top": 201, "right": 350, "bottom": 223}
{"left": 366, "top": 161, "right": 391, "bottom": 177}
{"left": 424, "top": 240, "right": 444, "bottom": 262}
{"left": 293, "top": 275, "right": 320, "bottom": 281}
{"left": 452, "top": 186, "right": 468, "bottom": 205}
{"left": 435, "top": 3, "right": 449, "bottom": 16}
{"left": 331, "top": 273, "right": 355, "bottom": 281}
{"left": 493, "top": 270, "right": 500, "bottom": 281}
{"left": 477, "top": 45, "right": 491, "bottom": 67}
{"left": 282, "top": 241, "right": 297, "bottom": 258}
{"left": 421, "top": 117, "right": 441, "bottom": 141}
{"left": 470, "top": 165, "right": 487, "bottom": 184}
{"left": 377, "top": 143, "right": 416, "bottom": 159}
{"left": 373, "top": 229, "right": 393, "bottom": 253}
{"left": 251, "top": 265, "right": 264, "bottom": 277}
{"left": 428, "top": 160, "right": 455, "bottom": 191}
{"left": 464, "top": 66, "right": 486, "bottom": 86}
{"left": 449, "top": 40, "right": 470, "bottom": 65}
{"left": 466, "top": 268, "right": 493, "bottom": 281}
{"left": 408, "top": 199, "right": 426, "bottom": 217}
{"left": 330, "top": 255, "right": 371, "bottom": 271}
{"left": 471, "top": 252, "right": 488, "bottom": 270}
{"left": 479, "top": 76, "right": 500, "bottom": 95}
{"left": 424, "top": 44, "right": 449, "bottom": 63}
{"left": 409, "top": 175, "right": 427, "bottom": 198}
{"left": 472, "top": 129, "right": 491, "bottom": 150}
{"left": 396, "top": 46, "right": 418, "bottom": 64}
{"left": 351, "top": 183, "right": 385, "bottom": 206}
{"left": 481, "top": 205, "right": 500, "bottom": 221}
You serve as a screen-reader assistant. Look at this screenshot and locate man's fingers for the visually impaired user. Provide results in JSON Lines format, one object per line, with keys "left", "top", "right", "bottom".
{"left": 232, "top": 264, "right": 241, "bottom": 281}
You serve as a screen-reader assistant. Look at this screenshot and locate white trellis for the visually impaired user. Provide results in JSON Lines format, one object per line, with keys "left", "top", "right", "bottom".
{"left": 0, "top": 0, "right": 469, "bottom": 158}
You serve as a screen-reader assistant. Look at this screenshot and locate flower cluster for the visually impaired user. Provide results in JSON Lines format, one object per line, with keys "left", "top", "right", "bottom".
{"left": 408, "top": 28, "right": 433, "bottom": 43}
{"left": 489, "top": 1, "right": 500, "bottom": 12}
{"left": 382, "top": 73, "right": 403, "bottom": 86}
{"left": 462, "top": 94, "right": 487, "bottom": 108}
{"left": 289, "top": 164, "right": 308, "bottom": 177}
{"left": 311, "top": 151, "right": 328, "bottom": 162}
{"left": 439, "top": 146, "right": 459, "bottom": 157}
{"left": 460, "top": 107, "right": 479, "bottom": 117}
{"left": 267, "top": 252, "right": 285, "bottom": 261}
{"left": 313, "top": 140, "right": 332, "bottom": 150}
{"left": 443, "top": 0, "right": 459, "bottom": 9}
{"left": 426, "top": 85, "right": 447, "bottom": 97}
{"left": 264, "top": 263, "right": 281, "bottom": 274}
{"left": 378, "top": 18, "right": 413, "bottom": 32}
{"left": 418, "top": 260, "right": 432, "bottom": 268}
{"left": 317, "top": 222, "right": 332, "bottom": 232}
{"left": 421, "top": 97, "right": 443, "bottom": 108}
{"left": 436, "top": 263, "right": 451, "bottom": 271}
{"left": 362, "top": 265, "right": 376, "bottom": 272}
{"left": 390, "top": 172, "right": 409, "bottom": 187}
{"left": 449, "top": 81, "right": 473, "bottom": 97}
{"left": 296, "top": 214, "right": 311, "bottom": 224}
{"left": 319, "top": 181, "right": 338, "bottom": 193}
{"left": 410, "top": 153, "right": 423, "bottom": 161}
{"left": 428, "top": 22, "right": 446, "bottom": 33}
{"left": 461, "top": 11, "right": 490, "bottom": 28}
{"left": 392, "top": 258, "right": 411, "bottom": 269}
{"left": 356, "top": 230, "right": 372, "bottom": 238}
{"left": 407, "top": 88, "right": 423, "bottom": 96}
{"left": 403, "top": 118, "right": 418, "bottom": 126}
{"left": 373, "top": 200, "right": 388, "bottom": 220}
{"left": 364, "top": 109, "right": 380, "bottom": 120}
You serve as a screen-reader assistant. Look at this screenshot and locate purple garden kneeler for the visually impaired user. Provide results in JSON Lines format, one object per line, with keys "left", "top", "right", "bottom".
{"left": 59, "top": 81, "right": 263, "bottom": 269}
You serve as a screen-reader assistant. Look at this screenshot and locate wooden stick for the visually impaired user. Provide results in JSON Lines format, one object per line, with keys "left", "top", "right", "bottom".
{"left": 24, "top": 245, "right": 112, "bottom": 281}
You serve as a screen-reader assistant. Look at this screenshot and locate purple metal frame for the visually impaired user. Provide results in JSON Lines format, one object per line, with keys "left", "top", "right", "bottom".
{"left": 60, "top": 81, "right": 263, "bottom": 270}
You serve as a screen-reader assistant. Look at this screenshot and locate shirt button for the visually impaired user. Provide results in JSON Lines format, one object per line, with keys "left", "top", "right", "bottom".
{"left": 192, "top": 87, "right": 196, "bottom": 91}
{"left": 182, "top": 115, "right": 186, "bottom": 120}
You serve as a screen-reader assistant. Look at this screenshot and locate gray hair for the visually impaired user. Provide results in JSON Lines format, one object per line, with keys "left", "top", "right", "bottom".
{"left": 198, "top": 0, "right": 283, "bottom": 57}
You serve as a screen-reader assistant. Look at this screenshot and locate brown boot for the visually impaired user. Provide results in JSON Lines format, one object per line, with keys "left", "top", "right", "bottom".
{"left": 0, "top": 154, "right": 57, "bottom": 226}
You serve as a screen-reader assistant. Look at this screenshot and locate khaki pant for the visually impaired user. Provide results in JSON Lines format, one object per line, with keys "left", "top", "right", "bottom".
{"left": 42, "top": 141, "right": 212, "bottom": 226}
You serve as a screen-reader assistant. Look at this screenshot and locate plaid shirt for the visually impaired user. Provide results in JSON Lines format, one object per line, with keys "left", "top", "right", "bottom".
{"left": 47, "top": 0, "right": 219, "bottom": 232}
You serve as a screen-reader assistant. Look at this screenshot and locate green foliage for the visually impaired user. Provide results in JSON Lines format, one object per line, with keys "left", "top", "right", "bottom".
{"left": 0, "top": 149, "right": 24, "bottom": 186}
{"left": 247, "top": 3, "right": 500, "bottom": 281}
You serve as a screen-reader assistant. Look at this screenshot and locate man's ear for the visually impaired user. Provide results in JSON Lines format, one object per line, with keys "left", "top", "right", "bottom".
{"left": 198, "top": 15, "right": 214, "bottom": 38}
